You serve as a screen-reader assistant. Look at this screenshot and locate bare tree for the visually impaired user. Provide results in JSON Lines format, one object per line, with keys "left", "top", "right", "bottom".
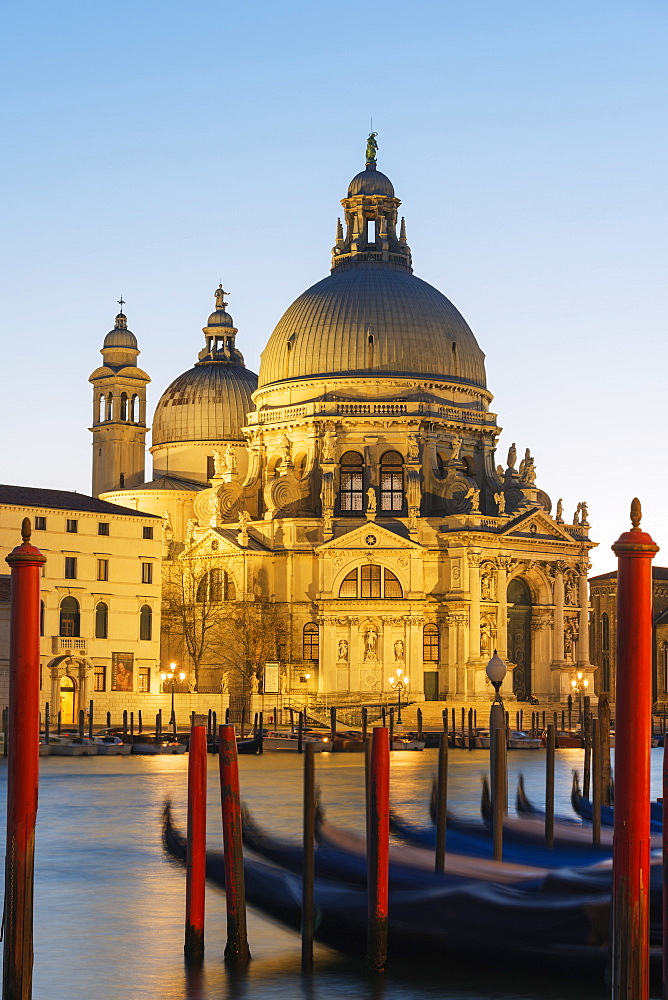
{"left": 210, "top": 600, "right": 291, "bottom": 692}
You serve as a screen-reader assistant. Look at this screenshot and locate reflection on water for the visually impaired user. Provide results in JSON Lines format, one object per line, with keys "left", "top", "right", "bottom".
{"left": 0, "top": 746, "right": 658, "bottom": 999}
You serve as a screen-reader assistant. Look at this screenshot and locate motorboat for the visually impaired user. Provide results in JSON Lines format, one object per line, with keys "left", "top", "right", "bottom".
{"left": 391, "top": 736, "right": 425, "bottom": 751}
{"left": 131, "top": 734, "right": 186, "bottom": 755}
{"left": 92, "top": 735, "right": 132, "bottom": 756}
{"left": 47, "top": 735, "right": 98, "bottom": 757}
{"left": 507, "top": 730, "right": 542, "bottom": 750}
{"left": 540, "top": 729, "right": 582, "bottom": 748}
{"left": 261, "top": 730, "right": 332, "bottom": 751}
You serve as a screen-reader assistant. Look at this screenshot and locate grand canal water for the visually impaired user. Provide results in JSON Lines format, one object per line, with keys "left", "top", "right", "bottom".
{"left": 0, "top": 745, "right": 663, "bottom": 1000}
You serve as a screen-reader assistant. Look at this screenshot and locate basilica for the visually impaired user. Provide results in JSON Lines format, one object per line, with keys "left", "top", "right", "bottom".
{"left": 93, "top": 138, "right": 596, "bottom": 705}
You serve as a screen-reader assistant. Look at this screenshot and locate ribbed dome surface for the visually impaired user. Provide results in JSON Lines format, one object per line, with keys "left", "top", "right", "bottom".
{"left": 103, "top": 327, "right": 138, "bottom": 349}
{"left": 152, "top": 362, "right": 258, "bottom": 445}
{"left": 347, "top": 166, "right": 395, "bottom": 197}
{"left": 259, "top": 264, "right": 486, "bottom": 388}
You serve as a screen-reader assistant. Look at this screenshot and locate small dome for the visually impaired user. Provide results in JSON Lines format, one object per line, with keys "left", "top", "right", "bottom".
{"left": 206, "top": 309, "right": 235, "bottom": 329}
{"left": 152, "top": 362, "right": 258, "bottom": 445}
{"left": 103, "top": 312, "right": 138, "bottom": 350}
{"left": 348, "top": 165, "right": 395, "bottom": 198}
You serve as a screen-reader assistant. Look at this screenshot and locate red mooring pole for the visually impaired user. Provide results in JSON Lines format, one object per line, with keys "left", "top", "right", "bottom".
{"left": 366, "top": 726, "right": 390, "bottom": 973}
{"left": 218, "top": 725, "right": 251, "bottom": 967}
{"left": 662, "top": 737, "right": 668, "bottom": 998}
{"left": 185, "top": 725, "right": 207, "bottom": 962}
{"left": 611, "top": 498, "right": 658, "bottom": 1000}
{"left": 3, "top": 518, "right": 46, "bottom": 1000}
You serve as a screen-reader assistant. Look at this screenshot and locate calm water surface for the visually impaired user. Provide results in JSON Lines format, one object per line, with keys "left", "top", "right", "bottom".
{"left": 0, "top": 745, "right": 662, "bottom": 1000}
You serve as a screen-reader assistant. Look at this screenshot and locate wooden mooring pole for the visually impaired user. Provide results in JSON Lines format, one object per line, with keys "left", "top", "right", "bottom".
{"left": 301, "top": 742, "right": 315, "bottom": 973}
{"left": 545, "top": 723, "right": 555, "bottom": 848}
{"left": 3, "top": 518, "right": 46, "bottom": 1000}
{"left": 218, "top": 725, "right": 251, "bottom": 967}
{"left": 185, "top": 725, "right": 207, "bottom": 962}
{"left": 611, "top": 500, "right": 657, "bottom": 1000}
{"left": 366, "top": 727, "right": 389, "bottom": 973}
{"left": 492, "top": 726, "right": 506, "bottom": 862}
{"left": 434, "top": 730, "right": 448, "bottom": 873}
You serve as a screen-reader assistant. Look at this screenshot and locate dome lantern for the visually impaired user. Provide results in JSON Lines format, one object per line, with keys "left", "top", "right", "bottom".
{"left": 332, "top": 134, "right": 412, "bottom": 273}
{"left": 198, "top": 284, "right": 245, "bottom": 364}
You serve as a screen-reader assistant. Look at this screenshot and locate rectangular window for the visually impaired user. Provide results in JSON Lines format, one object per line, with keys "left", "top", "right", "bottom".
{"left": 98, "top": 522, "right": 109, "bottom": 536}
{"left": 141, "top": 562, "right": 153, "bottom": 585}
{"left": 66, "top": 519, "right": 78, "bottom": 533}
{"left": 34, "top": 516, "right": 46, "bottom": 531}
{"left": 97, "top": 559, "right": 108, "bottom": 582}
{"left": 340, "top": 471, "right": 364, "bottom": 511}
{"left": 142, "top": 525, "right": 154, "bottom": 539}
{"left": 94, "top": 664, "right": 106, "bottom": 692}
{"left": 361, "top": 564, "right": 381, "bottom": 599}
{"left": 380, "top": 471, "right": 404, "bottom": 511}
{"left": 64, "top": 556, "right": 77, "bottom": 579}
{"left": 139, "top": 667, "right": 150, "bottom": 693}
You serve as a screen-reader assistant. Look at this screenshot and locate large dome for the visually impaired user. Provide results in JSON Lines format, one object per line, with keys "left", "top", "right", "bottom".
{"left": 258, "top": 264, "right": 487, "bottom": 389}
{"left": 152, "top": 363, "right": 258, "bottom": 445}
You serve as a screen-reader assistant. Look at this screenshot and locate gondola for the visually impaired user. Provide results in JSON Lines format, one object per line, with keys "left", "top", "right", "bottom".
{"left": 236, "top": 732, "right": 263, "bottom": 754}
{"left": 162, "top": 801, "right": 627, "bottom": 978}
{"left": 570, "top": 771, "right": 663, "bottom": 831}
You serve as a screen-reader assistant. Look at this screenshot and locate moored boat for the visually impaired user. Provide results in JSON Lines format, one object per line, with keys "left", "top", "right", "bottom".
{"left": 47, "top": 735, "right": 98, "bottom": 756}
{"left": 92, "top": 735, "right": 132, "bottom": 755}
{"left": 131, "top": 734, "right": 186, "bottom": 755}
{"left": 261, "top": 730, "right": 332, "bottom": 751}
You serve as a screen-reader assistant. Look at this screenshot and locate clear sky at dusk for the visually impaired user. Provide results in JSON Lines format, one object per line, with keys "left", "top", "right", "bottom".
{"left": 1, "top": 0, "right": 666, "bottom": 575}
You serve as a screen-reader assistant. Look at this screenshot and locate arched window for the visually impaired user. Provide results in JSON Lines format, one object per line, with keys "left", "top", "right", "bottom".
{"left": 601, "top": 612, "right": 610, "bottom": 652}
{"left": 339, "top": 566, "right": 403, "bottom": 599}
{"left": 120, "top": 392, "right": 128, "bottom": 420}
{"left": 59, "top": 597, "right": 80, "bottom": 637}
{"left": 40, "top": 600, "right": 45, "bottom": 637}
{"left": 339, "top": 451, "right": 364, "bottom": 512}
{"left": 139, "top": 604, "right": 152, "bottom": 641}
{"left": 303, "top": 623, "right": 319, "bottom": 662}
{"left": 196, "top": 569, "right": 235, "bottom": 603}
{"left": 98, "top": 394, "right": 105, "bottom": 423}
{"left": 423, "top": 624, "right": 439, "bottom": 661}
{"left": 131, "top": 394, "right": 139, "bottom": 422}
{"left": 379, "top": 451, "right": 404, "bottom": 512}
{"left": 95, "top": 602, "right": 108, "bottom": 639}
{"left": 106, "top": 392, "right": 113, "bottom": 421}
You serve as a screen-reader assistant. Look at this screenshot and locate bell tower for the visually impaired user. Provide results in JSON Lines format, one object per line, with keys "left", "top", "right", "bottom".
{"left": 89, "top": 303, "right": 151, "bottom": 497}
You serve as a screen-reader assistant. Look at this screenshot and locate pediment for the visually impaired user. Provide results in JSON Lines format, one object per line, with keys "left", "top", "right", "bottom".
{"left": 317, "top": 522, "right": 421, "bottom": 553}
{"left": 181, "top": 526, "right": 247, "bottom": 558}
{"left": 500, "top": 508, "right": 575, "bottom": 543}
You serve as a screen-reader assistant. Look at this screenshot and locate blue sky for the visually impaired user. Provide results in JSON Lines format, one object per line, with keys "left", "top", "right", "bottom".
{"left": 1, "top": 0, "right": 666, "bottom": 573}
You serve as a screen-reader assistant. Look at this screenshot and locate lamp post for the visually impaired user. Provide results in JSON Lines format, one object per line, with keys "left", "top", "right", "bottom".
{"left": 161, "top": 663, "right": 186, "bottom": 731}
{"left": 388, "top": 667, "right": 409, "bottom": 724}
{"left": 486, "top": 651, "right": 508, "bottom": 836}
{"left": 570, "top": 670, "right": 589, "bottom": 724}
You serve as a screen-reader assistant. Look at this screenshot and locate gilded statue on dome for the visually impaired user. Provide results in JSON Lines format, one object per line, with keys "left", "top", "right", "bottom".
{"left": 366, "top": 132, "right": 378, "bottom": 162}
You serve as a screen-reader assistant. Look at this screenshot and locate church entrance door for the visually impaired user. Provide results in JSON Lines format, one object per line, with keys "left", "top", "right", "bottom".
{"left": 423, "top": 671, "right": 439, "bottom": 701}
{"left": 507, "top": 578, "right": 532, "bottom": 701}
{"left": 60, "top": 675, "right": 76, "bottom": 724}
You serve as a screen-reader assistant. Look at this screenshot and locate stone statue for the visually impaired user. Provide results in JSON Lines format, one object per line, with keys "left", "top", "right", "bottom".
{"left": 580, "top": 501, "right": 589, "bottom": 526}
{"left": 161, "top": 511, "right": 174, "bottom": 555}
{"left": 223, "top": 444, "right": 237, "bottom": 475}
{"left": 519, "top": 448, "right": 536, "bottom": 485}
{"left": 366, "top": 487, "right": 377, "bottom": 512}
{"left": 507, "top": 442, "right": 517, "bottom": 470}
{"left": 278, "top": 434, "right": 291, "bottom": 465}
{"left": 213, "top": 450, "right": 225, "bottom": 476}
{"left": 480, "top": 622, "right": 491, "bottom": 655}
{"left": 493, "top": 491, "right": 505, "bottom": 515}
{"left": 481, "top": 570, "right": 493, "bottom": 601}
{"left": 573, "top": 503, "right": 582, "bottom": 525}
{"left": 565, "top": 577, "right": 577, "bottom": 606}
{"left": 279, "top": 670, "right": 288, "bottom": 695}
{"left": 496, "top": 464, "right": 505, "bottom": 479}
{"left": 465, "top": 486, "right": 480, "bottom": 512}
{"left": 322, "top": 427, "right": 336, "bottom": 463}
{"left": 338, "top": 638, "right": 348, "bottom": 661}
{"left": 556, "top": 498, "right": 564, "bottom": 523}
{"left": 450, "top": 435, "right": 462, "bottom": 462}
{"left": 214, "top": 284, "right": 226, "bottom": 309}
{"left": 249, "top": 671, "right": 259, "bottom": 695}
{"left": 364, "top": 628, "right": 378, "bottom": 660}
{"left": 564, "top": 627, "right": 574, "bottom": 659}
{"left": 394, "top": 639, "right": 404, "bottom": 661}
{"left": 366, "top": 132, "right": 378, "bottom": 161}
{"left": 221, "top": 670, "right": 229, "bottom": 694}
{"left": 407, "top": 434, "right": 420, "bottom": 461}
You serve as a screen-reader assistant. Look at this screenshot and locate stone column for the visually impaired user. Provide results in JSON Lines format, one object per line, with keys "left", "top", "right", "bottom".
{"left": 495, "top": 556, "right": 510, "bottom": 660}
{"left": 467, "top": 551, "right": 482, "bottom": 663}
{"left": 50, "top": 666, "right": 60, "bottom": 714}
{"left": 407, "top": 616, "right": 423, "bottom": 697}
{"left": 553, "top": 561, "right": 565, "bottom": 663}
{"left": 577, "top": 567, "right": 591, "bottom": 666}
{"left": 78, "top": 664, "right": 88, "bottom": 716}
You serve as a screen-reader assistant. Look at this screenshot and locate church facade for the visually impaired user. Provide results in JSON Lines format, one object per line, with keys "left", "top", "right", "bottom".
{"left": 96, "top": 140, "right": 595, "bottom": 705}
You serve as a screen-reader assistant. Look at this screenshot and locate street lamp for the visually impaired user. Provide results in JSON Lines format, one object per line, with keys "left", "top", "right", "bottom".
{"left": 570, "top": 670, "right": 589, "bottom": 723}
{"left": 388, "top": 667, "right": 409, "bottom": 723}
{"left": 161, "top": 663, "right": 186, "bottom": 733}
{"left": 486, "top": 650, "right": 507, "bottom": 705}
